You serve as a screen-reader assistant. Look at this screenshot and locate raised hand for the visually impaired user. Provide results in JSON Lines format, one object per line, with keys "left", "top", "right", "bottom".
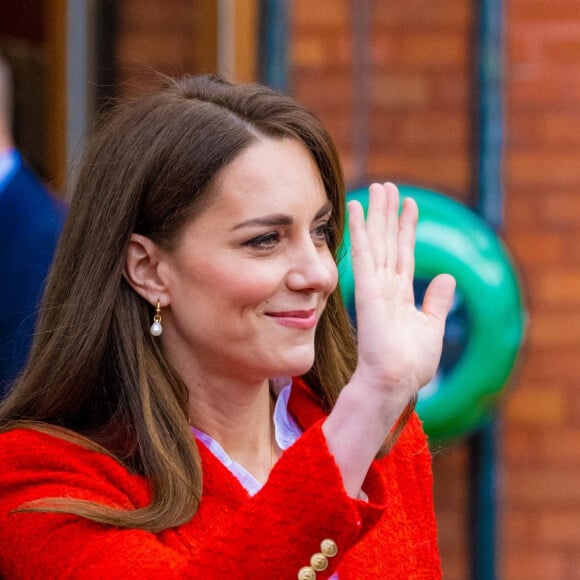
{"left": 347, "top": 182, "right": 456, "bottom": 406}
{"left": 323, "top": 182, "right": 455, "bottom": 497}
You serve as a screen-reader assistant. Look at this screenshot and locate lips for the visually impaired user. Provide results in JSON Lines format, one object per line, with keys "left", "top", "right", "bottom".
{"left": 265, "top": 308, "right": 317, "bottom": 329}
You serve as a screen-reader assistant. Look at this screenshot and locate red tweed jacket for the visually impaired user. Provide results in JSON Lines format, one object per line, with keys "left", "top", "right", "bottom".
{"left": 0, "top": 378, "right": 441, "bottom": 579}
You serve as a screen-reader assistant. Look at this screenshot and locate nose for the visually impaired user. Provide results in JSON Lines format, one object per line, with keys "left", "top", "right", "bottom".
{"left": 286, "top": 239, "right": 337, "bottom": 293}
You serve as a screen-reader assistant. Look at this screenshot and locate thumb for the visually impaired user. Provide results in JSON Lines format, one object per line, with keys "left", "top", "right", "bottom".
{"left": 422, "top": 274, "right": 456, "bottom": 321}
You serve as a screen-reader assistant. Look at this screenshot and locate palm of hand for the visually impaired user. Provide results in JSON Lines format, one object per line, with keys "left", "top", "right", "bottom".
{"left": 348, "top": 183, "right": 456, "bottom": 403}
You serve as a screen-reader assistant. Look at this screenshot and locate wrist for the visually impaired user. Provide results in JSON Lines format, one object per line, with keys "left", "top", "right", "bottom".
{"left": 322, "top": 385, "right": 406, "bottom": 497}
{"left": 346, "top": 369, "right": 417, "bottom": 414}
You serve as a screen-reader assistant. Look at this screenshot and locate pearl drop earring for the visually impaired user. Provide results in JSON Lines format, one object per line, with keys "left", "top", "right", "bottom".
{"left": 150, "top": 300, "right": 163, "bottom": 336}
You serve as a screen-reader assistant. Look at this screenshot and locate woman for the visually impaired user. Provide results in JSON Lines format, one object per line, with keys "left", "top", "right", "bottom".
{"left": 0, "top": 75, "right": 455, "bottom": 579}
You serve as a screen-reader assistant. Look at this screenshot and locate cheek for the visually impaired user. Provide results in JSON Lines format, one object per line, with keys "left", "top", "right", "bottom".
{"left": 172, "top": 252, "right": 272, "bottom": 299}
{"left": 208, "top": 264, "right": 281, "bottom": 306}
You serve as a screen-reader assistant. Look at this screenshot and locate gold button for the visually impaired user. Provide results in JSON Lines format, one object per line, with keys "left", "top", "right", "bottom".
{"left": 297, "top": 566, "right": 316, "bottom": 580}
{"left": 320, "top": 538, "right": 338, "bottom": 558}
{"left": 310, "top": 553, "right": 329, "bottom": 572}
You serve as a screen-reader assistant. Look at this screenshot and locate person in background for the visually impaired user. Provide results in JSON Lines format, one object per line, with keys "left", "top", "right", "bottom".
{"left": 0, "top": 74, "right": 455, "bottom": 578}
{"left": 0, "top": 57, "right": 65, "bottom": 397}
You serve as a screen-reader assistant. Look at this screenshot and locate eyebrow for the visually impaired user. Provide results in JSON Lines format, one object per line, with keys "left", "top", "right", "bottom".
{"left": 231, "top": 201, "right": 333, "bottom": 231}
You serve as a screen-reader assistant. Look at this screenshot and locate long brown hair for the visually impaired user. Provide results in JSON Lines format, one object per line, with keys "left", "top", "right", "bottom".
{"left": 0, "top": 74, "right": 412, "bottom": 532}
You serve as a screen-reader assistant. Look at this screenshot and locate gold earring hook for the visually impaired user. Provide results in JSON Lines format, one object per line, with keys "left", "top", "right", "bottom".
{"left": 153, "top": 300, "right": 162, "bottom": 324}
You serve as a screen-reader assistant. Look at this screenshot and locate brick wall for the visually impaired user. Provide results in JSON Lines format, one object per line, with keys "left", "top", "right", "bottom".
{"left": 292, "top": 0, "right": 473, "bottom": 200}
{"left": 502, "top": 0, "right": 580, "bottom": 577}
{"left": 116, "top": 0, "right": 216, "bottom": 96}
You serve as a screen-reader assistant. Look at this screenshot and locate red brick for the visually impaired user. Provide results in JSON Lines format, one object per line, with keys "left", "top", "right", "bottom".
{"left": 509, "top": 0, "right": 580, "bottom": 23}
{"left": 502, "top": 427, "right": 540, "bottom": 466}
{"left": 292, "top": 70, "right": 353, "bottom": 109}
{"left": 367, "top": 151, "right": 470, "bottom": 192}
{"left": 370, "top": 72, "right": 431, "bottom": 108}
{"left": 506, "top": 151, "right": 580, "bottom": 188}
{"left": 497, "top": 230, "right": 568, "bottom": 269}
{"left": 504, "top": 192, "right": 543, "bottom": 230}
{"left": 292, "top": 0, "right": 349, "bottom": 29}
{"left": 504, "top": 425, "right": 580, "bottom": 467}
{"left": 291, "top": 35, "right": 329, "bottom": 68}
{"left": 435, "top": 508, "right": 466, "bottom": 545}
{"left": 432, "top": 444, "right": 469, "bottom": 506}
{"left": 504, "top": 466, "right": 580, "bottom": 506}
{"left": 439, "top": 558, "right": 468, "bottom": 580}
{"left": 504, "top": 186, "right": 580, "bottom": 233}
{"left": 433, "top": 443, "right": 469, "bottom": 580}
{"left": 538, "top": 510, "right": 580, "bottom": 548}
{"left": 508, "top": 29, "right": 541, "bottom": 66}
{"left": 356, "top": 112, "right": 399, "bottom": 149}
{"left": 333, "top": 34, "right": 356, "bottom": 67}
{"left": 292, "top": 32, "right": 352, "bottom": 68}
{"left": 397, "top": 33, "right": 470, "bottom": 70}
{"left": 502, "top": 550, "right": 567, "bottom": 580}
{"left": 312, "top": 111, "right": 353, "bottom": 150}
{"left": 504, "top": 385, "right": 566, "bottom": 426}
{"left": 527, "top": 312, "right": 580, "bottom": 348}
{"left": 369, "top": 35, "right": 398, "bottom": 68}
{"left": 340, "top": 152, "right": 355, "bottom": 186}
{"left": 516, "top": 348, "right": 580, "bottom": 385}
{"left": 120, "top": 0, "right": 195, "bottom": 30}
{"left": 500, "top": 508, "right": 538, "bottom": 549}
{"left": 118, "top": 30, "right": 194, "bottom": 65}
{"left": 371, "top": 0, "right": 472, "bottom": 29}
{"left": 573, "top": 390, "right": 580, "bottom": 426}
{"left": 433, "top": 74, "right": 470, "bottom": 107}
{"left": 534, "top": 269, "right": 580, "bottom": 306}
{"left": 507, "top": 111, "right": 580, "bottom": 147}
{"left": 508, "top": 75, "right": 580, "bottom": 108}
{"left": 538, "top": 191, "right": 580, "bottom": 230}
{"left": 396, "top": 112, "right": 469, "bottom": 149}
{"left": 509, "top": 24, "right": 580, "bottom": 70}
{"left": 563, "top": 557, "right": 580, "bottom": 580}
{"left": 544, "top": 34, "right": 580, "bottom": 66}
{"left": 539, "top": 428, "right": 580, "bottom": 466}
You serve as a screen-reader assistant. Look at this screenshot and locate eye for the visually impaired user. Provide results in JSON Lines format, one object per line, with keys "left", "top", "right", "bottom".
{"left": 312, "top": 222, "right": 333, "bottom": 244}
{"left": 243, "top": 232, "right": 280, "bottom": 249}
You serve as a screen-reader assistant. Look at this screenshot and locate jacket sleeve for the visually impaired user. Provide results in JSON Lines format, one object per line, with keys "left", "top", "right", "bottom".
{"left": 0, "top": 423, "right": 388, "bottom": 579}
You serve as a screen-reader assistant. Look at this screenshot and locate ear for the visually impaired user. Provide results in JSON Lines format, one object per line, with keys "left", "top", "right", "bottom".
{"left": 124, "top": 233, "right": 170, "bottom": 306}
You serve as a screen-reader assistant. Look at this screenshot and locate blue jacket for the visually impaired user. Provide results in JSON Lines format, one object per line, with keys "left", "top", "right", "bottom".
{"left": 0, "top": 161, "right": 65, "bottom": 396}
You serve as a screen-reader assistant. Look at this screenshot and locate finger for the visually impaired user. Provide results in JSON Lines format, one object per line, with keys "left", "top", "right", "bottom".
{"left": 348, "top": 200, "right": 375, "bottom": 282}
{"left": 383, "top": 182, "right": 400, "bottom": 270}
{"left": 422, "top": 274, "right": 457, "bottom": 322}
{"left": 366, "top": 183, "right": 388, "bottom": 267}
{"left": 396, "top": 197, "right": 418, "bottom": 279}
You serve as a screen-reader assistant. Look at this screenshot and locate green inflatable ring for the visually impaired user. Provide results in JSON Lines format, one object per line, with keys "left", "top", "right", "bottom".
{"left": 338, "top": 185, "right": 526, "bottom": 442}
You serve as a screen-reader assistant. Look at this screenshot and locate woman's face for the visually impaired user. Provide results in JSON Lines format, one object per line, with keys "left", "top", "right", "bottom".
{"left": 158, "top": 137, "right": 338, "bottom": 384}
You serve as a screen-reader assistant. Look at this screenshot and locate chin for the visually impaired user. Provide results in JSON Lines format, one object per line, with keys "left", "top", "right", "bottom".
{"left": 279, "top": 354, "right": 316, "bottom": 378}
{"left": 256, "top": 345, "right": 316, "bottom": 379}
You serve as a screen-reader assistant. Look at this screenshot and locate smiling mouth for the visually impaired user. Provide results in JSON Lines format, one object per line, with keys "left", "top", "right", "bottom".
{"left": 265, "top": 309, "right": 317, "bottom": 329}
